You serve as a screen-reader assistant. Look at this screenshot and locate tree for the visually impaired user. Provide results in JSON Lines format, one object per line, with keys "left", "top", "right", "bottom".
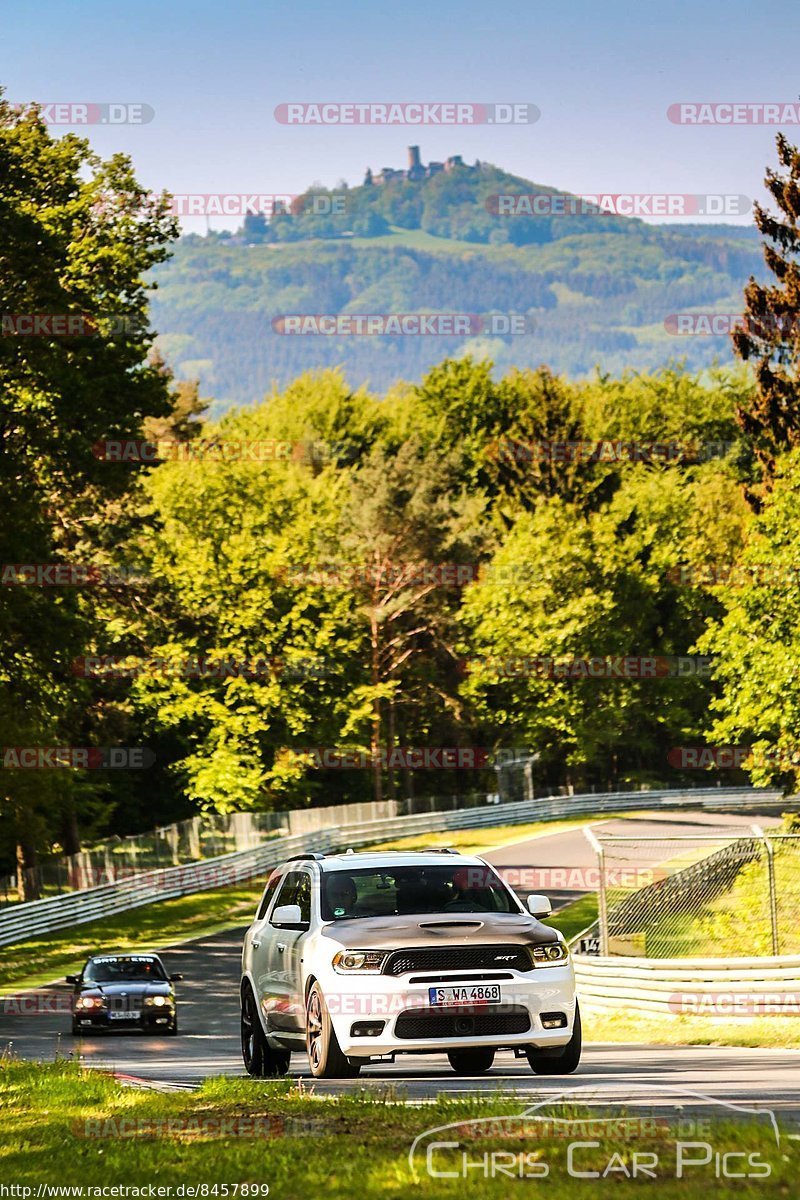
{"left": 242, "top": 213, "right": 267, "bottom": 242}
{"left": 697, "top": 447, "right": 800, "bottom": 791}
{"left": 0, "top": 95, "right": 176, "bottom": 890}
{"left": 733, "top": 135, "right": 800, "bottom": 500}
{"left": 332, "top": 439, "right": 486, "bottom": 802}
{"left": 129, "top": 375, "right": 377, "bottom": 812}
{"left": 458, "top": 463, "right": 746, "bottom": 791}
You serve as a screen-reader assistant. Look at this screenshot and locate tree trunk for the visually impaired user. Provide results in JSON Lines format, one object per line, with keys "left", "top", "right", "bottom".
{"left": 16, "top": 841, "right": 40, "bottom": 902}
{"left": 370, "top": 608, "right": 382, "bottom": 804}
{"left": 60, "top": 806, "right": 81, "bottom": 856}
{"left": 386, "top": 695, "right": 396, "bottom": 802}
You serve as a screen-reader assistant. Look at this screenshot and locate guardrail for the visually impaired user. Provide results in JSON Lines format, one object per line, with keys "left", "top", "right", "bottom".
{"left": 574, "top": 953, "right": 800, "bottom": 1015}
{"left": 0, "top": 785, "right": 785, "bottom": 947}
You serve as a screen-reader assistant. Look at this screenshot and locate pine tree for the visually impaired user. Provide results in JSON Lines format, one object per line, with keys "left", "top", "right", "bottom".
{"left": 734, "top": 134, "right": 800, "bottom": 501}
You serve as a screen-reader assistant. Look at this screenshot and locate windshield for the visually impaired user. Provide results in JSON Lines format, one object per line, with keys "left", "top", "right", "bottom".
{"left": 83, "top": 956, "right": 167, "bottom": 983}
{"left": 321, "top": 863, "right": 519, "bottom": 920}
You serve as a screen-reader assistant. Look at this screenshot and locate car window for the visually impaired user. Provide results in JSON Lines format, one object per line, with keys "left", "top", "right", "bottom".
{"left": 295, "top": 872, "right": 311, "bottom": 924}
{"left": 320, "top": 864, "right": 518, "bottom": 920}
{"left": 83, "top": 956, "right": 167, "bottom": 983}
{"left": 271, "top": 870, "right": 311, "bottom": 925}
{"left": 256, "top": 872, "right": 281, "bottom": 920}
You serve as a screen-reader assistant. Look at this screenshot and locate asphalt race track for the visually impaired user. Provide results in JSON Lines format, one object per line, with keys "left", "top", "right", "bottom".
{"left": 2, "top": 809, "right": 797, "bottom": 1121}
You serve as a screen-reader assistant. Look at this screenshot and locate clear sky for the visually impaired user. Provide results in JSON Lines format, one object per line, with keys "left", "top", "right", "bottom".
{"left": 2, "top": 0, "right": 798, "bottom": 231}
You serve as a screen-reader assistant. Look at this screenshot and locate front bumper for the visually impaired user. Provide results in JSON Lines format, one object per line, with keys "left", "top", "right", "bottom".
{"left": 317, "top": 965, "right": 576, "bottom": 1057}
{"left": 72, "top": 1009, "right": 176, "bottom": 1033}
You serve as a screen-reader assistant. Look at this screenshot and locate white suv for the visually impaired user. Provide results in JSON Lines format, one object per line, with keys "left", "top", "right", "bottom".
{"left": 240, "top": 849, "right": 580, "bottom": 1079}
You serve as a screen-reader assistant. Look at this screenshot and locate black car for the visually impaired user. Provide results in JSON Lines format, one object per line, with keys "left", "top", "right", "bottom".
{"left": 67, "top": 953, "right": 182, "bottom": 1035}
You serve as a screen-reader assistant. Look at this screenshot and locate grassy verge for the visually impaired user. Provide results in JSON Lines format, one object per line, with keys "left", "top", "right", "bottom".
{"left": 583, "top": 1008, "right": 800, "bottom": 1049}
{"left": 1, "top": 1060, "right": 793, "bottom": 1197}
{"left": 644, "top": 844, "right": 800, "bottom": 957}
{"left": 547, "top": 893, "right": 599, "bottom": 941}
{"left": 0, "top": 883, "right": 261, "bottom": 992}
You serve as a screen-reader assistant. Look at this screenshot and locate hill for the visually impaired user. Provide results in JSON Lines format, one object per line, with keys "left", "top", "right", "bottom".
{"left": 149, "top": 156, "right": 762, "bottom": 407}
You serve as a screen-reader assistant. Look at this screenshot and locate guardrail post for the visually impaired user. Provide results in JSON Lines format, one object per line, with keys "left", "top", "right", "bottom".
{"left": 753, "top": 824, "right": 779, "bottom": 956}
{"left": 585, "top": 827, "right": 609, "bottom": 955}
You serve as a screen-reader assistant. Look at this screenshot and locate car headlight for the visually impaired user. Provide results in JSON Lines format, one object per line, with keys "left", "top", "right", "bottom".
{"left": 530, "top": 942, "right": 569, "bottom": 966}
{"left": 144, "top": 995, "right": 173, "bottom": 1007}
{"left": 332, "top": 950, "right": 387, "bottom": 974}
{"left": 75, "top": 996, "right": 105, "bottom": 1009}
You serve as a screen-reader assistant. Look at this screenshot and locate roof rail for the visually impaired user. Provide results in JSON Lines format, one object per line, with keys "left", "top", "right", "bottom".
{"left": 420, "top": 846, "right": 460, "bottom": 854}
{"left": 286, "top": 853, "right": 326, "bottom": 862}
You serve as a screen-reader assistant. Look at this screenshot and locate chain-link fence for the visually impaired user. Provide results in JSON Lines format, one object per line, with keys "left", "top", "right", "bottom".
{"left": 583, "top": 825, "right": 800, "bottom": 957}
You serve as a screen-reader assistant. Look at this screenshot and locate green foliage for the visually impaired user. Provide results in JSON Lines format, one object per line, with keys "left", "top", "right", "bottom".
{"left": 0, "top": 95, "right": 177, "bottom": 881}
{"left": 151, "top": 201, "right": 762, "bottom": 404}
{"left": 698, "top": 447, "right": 800, "bottom": 790}
{"left": 114, "top": 358, "right": 751, "bottom": 812}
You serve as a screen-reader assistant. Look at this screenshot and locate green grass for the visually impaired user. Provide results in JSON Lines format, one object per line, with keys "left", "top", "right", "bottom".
{"left": 1, "top": 1060, "right": 793, "bottom": 1197}
{"left": 622, "top": 841, "right": 800, "bottom": 958}
{"left": 548, "top": 893, "right": 599, "bottom": 942}
{"left": 345, "top": 225, "right": 493, "bottom": 253}
{"left": 0, "top": 883, "right": 261, "bottom": 992}
{"left": 583, "top": 1009, "right": 800, "bottom": 1049}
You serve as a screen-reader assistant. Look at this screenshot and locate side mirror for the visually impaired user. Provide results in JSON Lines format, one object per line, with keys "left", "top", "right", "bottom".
{"left": 169, "top": 974, "right": 184, "bottom": 982}
{"left": 527, "top": 894, "right": 552, "bottom": 919}
{"left": 271, "top": 903, "right": 303, "bottom": 927}
{"left": 65, "top": 975, "right": 79, "bottom": 985}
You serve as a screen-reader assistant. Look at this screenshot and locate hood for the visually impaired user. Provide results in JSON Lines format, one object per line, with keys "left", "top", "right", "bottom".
{"left": 80, "top": 981, "right": 171, "bottom": 997}
{"left": 320, "top": 911, "right": 560, "bottom": 949}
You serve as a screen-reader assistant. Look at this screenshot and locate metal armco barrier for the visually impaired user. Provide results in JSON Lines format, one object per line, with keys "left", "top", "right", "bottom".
{"left": 574, "top": 953, "right": 800, "bottom": 1016}
{"left": 0, "top": 785, "right": 784, "bottom": 947}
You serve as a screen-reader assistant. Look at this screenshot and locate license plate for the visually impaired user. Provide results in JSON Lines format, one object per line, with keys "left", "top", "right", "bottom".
{"left": 428, "top": 985, "right": 501, "bottom": 1007}
{"left": 109, "top": 1010, "right": 140, "bottom": 1020}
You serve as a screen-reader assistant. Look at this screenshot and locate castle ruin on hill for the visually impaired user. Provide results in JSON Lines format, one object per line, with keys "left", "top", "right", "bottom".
{"left": 364, "top": 145, "right": 478, "bottom": 186}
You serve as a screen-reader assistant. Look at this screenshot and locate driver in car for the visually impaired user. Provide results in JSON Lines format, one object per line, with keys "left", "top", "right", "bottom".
{"left": 326, "top": 874, "right": 359, "bottom": 918}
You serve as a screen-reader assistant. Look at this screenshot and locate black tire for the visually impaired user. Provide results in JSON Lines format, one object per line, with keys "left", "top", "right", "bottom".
{"left": 71, "top": 1023, "right": 80, "bottom": 1036}
{"left": 305, "top": 982, "right": 361, "bottom": 1079}
{"left": 167, "top": 1020, "right": 179, "bottom": 1036}
{"left": 241, "top": 985, "right": 291, "bottom": 1077}
{"left": 526, "top": 1004, "right": 582, "bottom": 1075}
{"left": 447, "top": 1048, "right": 496, "bottom": 1075}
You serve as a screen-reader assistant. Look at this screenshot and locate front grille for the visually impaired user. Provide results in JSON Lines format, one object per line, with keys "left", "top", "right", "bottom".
{"left": 394, "top": 1006, "right": 531, "bottom": 1040}
{"left": 408, "top": 972, "right": 515, "bottom": 984}
{"left": 104, "top": 993, "right": 144, "bottom": 1013}
{"left": 384, "top": 946, "right": 532, "bottom": 976}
